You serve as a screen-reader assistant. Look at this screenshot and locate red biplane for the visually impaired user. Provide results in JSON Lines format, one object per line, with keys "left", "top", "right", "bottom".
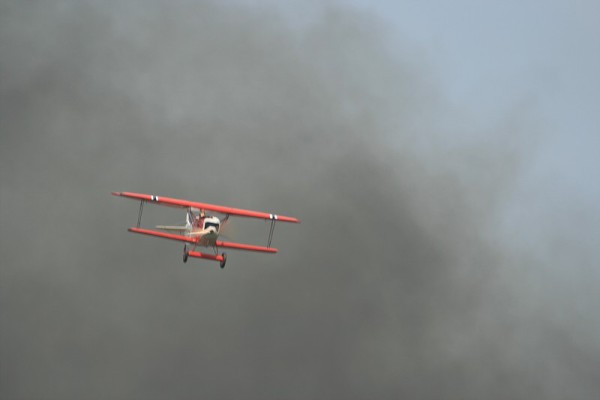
{"left": 112, "top": 192, "right": 299, "bottom": 268}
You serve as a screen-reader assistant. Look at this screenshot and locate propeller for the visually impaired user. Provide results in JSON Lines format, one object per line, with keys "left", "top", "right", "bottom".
{"left": 189, "top": 228, "right": 215, "bottom": 236}
{"left": 183, "top": 211, "right": 235, "bottom": 239}
{"left": 218, "top": 215, "right": 236, "bottom": 240}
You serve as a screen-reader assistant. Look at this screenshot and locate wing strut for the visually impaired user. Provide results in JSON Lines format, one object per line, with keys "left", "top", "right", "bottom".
{"left": 267, "top": 219, "right": 276, "bottom": 248}
{"left": 137, "top": 200, "right": 144, "bottom": 228}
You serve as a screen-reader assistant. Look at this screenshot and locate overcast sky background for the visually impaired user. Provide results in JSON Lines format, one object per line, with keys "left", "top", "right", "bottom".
{"left": 353, "top": 0, "right": 600, "bottom": 219}
{"left": 274, "top": 0, "right": 600, "bottom": 234}
{"left": 1, "top": 1, "right": 599, "bottom": 399}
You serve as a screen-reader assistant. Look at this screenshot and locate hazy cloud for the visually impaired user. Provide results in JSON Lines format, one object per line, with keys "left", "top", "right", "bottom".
{"left": 1, "top": 1, "right": 598, "bottom": 399}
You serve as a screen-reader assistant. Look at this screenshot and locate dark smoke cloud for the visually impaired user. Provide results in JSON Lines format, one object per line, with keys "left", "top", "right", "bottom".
{"left": 1, "top": 1, "right": 599, "bottom": 399}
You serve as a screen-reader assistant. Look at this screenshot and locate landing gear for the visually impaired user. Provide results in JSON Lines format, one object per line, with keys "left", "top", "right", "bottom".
{"left": 183, "top": 244, "right": 189, "bottom": 263}
{"left": 220, "top": 252, "right": 227, "bottom": 269}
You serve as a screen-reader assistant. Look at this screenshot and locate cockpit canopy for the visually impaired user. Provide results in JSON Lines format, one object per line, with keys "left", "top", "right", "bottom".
{"left": 187, "top": 209, "right": 220, "bottom": 233}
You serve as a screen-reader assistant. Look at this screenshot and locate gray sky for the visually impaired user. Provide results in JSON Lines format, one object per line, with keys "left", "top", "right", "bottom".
{"left": 1, "top": 1, "right": 599, "bottom": 399}
{"left": 350, "top": 0, "right": 600, "bottom": 216}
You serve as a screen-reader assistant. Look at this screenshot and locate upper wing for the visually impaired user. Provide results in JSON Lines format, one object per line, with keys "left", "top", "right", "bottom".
{"left": 112, "top": 191, "right": 300, "bottom": 223}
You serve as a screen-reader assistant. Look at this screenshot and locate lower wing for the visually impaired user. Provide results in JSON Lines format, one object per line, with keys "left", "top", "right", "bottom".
{"left": 216, "top": 240, "right": 278, "bottom": 253}
{"left": 126, "top": 228, "right": 277, "bottom": 253}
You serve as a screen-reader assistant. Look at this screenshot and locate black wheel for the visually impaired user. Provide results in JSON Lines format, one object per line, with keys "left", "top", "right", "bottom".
{"left": 220, "top": 252, "right": 227, "bottom": 269}
{"left": 183, "top": 245, "right": 188, "bottom": 263}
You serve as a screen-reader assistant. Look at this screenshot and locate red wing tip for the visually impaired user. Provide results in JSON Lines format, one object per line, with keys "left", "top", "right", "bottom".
{"left": 276, "top": 215, "right": 300, "bottom": 223}
{"left": 112, "top": 192, "right": 122, "bottom": 196}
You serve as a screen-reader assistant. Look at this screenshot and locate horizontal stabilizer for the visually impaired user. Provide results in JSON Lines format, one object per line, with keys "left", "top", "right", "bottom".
{"left": 156, "top": 225, "right": 188, "bottom": 231}
{"left": 128, "top": 227, "right": 197, "bottom": 244}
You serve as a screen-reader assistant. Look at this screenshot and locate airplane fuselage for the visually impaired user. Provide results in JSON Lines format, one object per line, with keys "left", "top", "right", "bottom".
{"left": 189, "top": 214, "right": 221, "bottom": 246}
